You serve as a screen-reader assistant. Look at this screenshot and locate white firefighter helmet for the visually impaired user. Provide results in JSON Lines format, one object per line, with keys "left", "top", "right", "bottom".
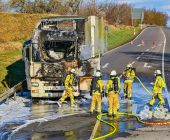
{"left": 95, "top": 71, "right": 102, "bottom": 77}
{"left": 126, "top": 63, "right": 132, "bottom": 68}
{"left": 110, "top": 70, "right": 117, "bottom": 76}
{"left": 70, "top": 68, "right": 76, "bottom": 74}
{"left": 154, "top": 70, "right": 161, "bottom": 75}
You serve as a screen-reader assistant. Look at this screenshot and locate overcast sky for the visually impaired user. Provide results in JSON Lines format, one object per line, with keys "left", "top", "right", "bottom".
{"left": 98, "top": 0, "right": 170, "bottom": 26}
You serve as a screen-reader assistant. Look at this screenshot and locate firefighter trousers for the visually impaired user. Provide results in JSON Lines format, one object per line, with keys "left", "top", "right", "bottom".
{"left": 59, "top": 89, "right": 75, "bottom": 105}
{"left": 149, "top": 93, "right": 165, "bottom": 105}
{"left": 123, "top": 82, "right": 133, "bottom": 98}
{"left": 90, "top": 94, "right": 102, "bottom": 113}
{"left": 108, "top": 93, "right": 119, "bottom": 115}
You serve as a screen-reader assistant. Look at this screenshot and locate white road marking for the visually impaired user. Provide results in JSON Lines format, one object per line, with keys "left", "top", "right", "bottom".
{"left": 160, "top": 28, "right": 170, "bottom": 108}
{"left": 146, "top": 49, "right": 149, "bottom": 51}
{"left": 90, "top": 116, "right": 101, "bottom": 139}
{"left": 137, "top": 44, "right": 142, "bottom": 46}
{"left": 159, "top": 44, "right": 162, "bottom": 46}
{"left": 144, "top": 63, "right": 152, "bottom": 68}
{"left": 141, "top": 52, "right": 144, "bottom": 55}
{"left": 136, "top": 56, "right": 140, "bottom": 59}
{"left": 152, "top": 46, "right": 155, "bottom": 48}
{"left": 102, "top": 63, "right": 109, "bottom": 68}
{"left": 131, "top": 61, "right": 135, "bottom": 65}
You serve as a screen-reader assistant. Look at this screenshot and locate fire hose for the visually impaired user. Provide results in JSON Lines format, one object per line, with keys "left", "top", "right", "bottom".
{"left": 91, "top": 76, "right": 170, "bottom": 140}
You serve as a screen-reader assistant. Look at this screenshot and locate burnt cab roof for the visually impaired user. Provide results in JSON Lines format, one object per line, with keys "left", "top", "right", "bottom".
{"left": 35, "top": 16, "right": 91, "bottom": 30}
{"left": 36, "top": 16, "right": 88, "bottom": 22}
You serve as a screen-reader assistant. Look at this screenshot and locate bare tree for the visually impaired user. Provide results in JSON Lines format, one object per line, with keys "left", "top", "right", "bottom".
{"left": 9, "top": 0, "right": 26, "bottom": 13}
{"left": 105, "top": 1, "right": 132, "bottom": 27}
{"left": 0, "top": 0, "right": 9, "bottom": 12}
{"left": 65, "top": 0, "right": 82, "bottom": 15}
{"left": 46, "top": 0, "right": 68, "bottom": 15}
{"left": 78, "top": 0, "right": 101, "bottom": 16}
{"left": 98, "top": 0, "right": 109, "bottom": 12}
{"left": 0, "top": 0, "right": 3, "bottom": 12}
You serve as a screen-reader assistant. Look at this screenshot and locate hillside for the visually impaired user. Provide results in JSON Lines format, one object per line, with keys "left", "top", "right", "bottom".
{"left": 0, "top": 12, "right": 56, "bottom": 51}
{"left": 0, "top": 12, "right": 57, "bottom": 93}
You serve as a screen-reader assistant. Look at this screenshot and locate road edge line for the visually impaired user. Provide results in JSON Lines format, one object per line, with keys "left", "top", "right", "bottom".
{"left": 90, "top": 115, "right": 101, "bottom": 139}
{"left": 103, "top": 27, "right": 150, "bottom": 55}
{"left": 160, "top": 28, "right": 170, "bottom": 108}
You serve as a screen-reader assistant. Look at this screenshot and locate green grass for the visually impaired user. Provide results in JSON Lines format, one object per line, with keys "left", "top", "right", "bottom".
{"left": 0, "top": 50, "right": 25, "bottom": 94}
{"left": 105, "top": 25, "right": 144, "bottom": 50}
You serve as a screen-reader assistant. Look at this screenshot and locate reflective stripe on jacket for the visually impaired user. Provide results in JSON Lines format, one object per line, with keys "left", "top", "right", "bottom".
{"left": 106, "top": 76, "right": 121, "bottom": 94}
{"left": 122, "top": 68, "right": 135, "bottom": 83}
{"left": 152, "top": 76, "right": 165, "bottom": 93}
{"left": 64, "top": 74, "right": 74, "bottom": 90}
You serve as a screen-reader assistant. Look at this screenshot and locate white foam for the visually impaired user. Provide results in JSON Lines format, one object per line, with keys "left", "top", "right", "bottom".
{"left": 0, "top": 96, "right": 31, "bottom": 127}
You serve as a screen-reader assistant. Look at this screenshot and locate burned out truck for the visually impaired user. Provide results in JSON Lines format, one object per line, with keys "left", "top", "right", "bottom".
{"left": 22, "top": 16, "right": 104, "bottom": 98}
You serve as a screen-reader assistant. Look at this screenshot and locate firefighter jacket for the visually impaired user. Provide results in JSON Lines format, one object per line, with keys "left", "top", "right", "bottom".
{"left": 91, "top": 78, "right": 104, "bottom": 95}
{"left": 122, "top": 68, "right": 135, "bottom": 83}
{"left": 106, "top": 76, "right": 121, "bottom": 94}
{"left": 64, "top": 74, "right": 74, "bottom": 90}
{"left": 152, "top": 76, "right": 165, "bottom": 93}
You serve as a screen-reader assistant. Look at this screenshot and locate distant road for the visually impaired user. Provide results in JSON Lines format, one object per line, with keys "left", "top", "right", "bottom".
{"left": 101, "top": 27, "right": 170, "bottom": 79}
{"left": 101, "top": 27, "right": 170, "bottom": 107}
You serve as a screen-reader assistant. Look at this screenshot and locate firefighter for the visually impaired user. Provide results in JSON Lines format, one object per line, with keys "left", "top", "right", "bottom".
{"left": 57, "top": 69, "right": 77, "bottom": 107}
{"left": 105, "top": 70, "right": 121, "bottom": 117}
{"left": 121, "top": 64, "right": 135, "bottom": 100}
{"left": 90, "top": 71, "right": 104, "bottom": 114}
{"left": 148, "top": 70, "right": 166, "bottom": 107}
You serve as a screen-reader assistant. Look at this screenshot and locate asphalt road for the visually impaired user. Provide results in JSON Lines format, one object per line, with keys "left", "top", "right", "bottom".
{"left": 101, "top": 27, "right": 165, "bottom": 77}
{"left": 101, "top": 27, "right": 170, "bottom": 105}
{"left": 1, "top": 27, "right": 170, "bottom": 140}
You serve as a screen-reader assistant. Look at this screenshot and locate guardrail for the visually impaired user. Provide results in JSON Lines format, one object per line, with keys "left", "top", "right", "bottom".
{"left": 0, "top": 80, "right": 27, "bottom": 105}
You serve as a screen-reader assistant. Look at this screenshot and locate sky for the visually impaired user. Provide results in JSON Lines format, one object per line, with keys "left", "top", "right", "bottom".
{"left": 98, "top": 0, "right": 170, "bottom": 26}
{"left": 2, "top": 0, "right": 170, "bottom": 26}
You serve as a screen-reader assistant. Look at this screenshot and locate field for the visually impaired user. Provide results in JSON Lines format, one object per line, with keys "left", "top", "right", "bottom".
{"left": 0, "top": 12, "right": 144, "bottom": 94}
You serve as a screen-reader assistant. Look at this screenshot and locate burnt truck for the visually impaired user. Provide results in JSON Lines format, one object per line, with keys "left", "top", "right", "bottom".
{"left": 22, "top": 16, "right": 104, "bottom": 98}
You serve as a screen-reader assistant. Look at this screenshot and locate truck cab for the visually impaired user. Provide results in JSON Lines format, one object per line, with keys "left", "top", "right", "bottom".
{"left": 22, "top": 16, "right": 104, "bottom": 98}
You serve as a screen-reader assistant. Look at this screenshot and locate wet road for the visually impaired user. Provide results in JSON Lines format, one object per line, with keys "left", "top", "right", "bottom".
{"left": 1, "top": 27, "right": 170, "bottom": 140}
{"left": 101, "top": 27, "right": 170, "bottom": 108}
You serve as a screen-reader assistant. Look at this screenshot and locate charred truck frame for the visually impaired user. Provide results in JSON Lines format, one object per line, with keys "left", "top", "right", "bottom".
{"left": 22, "top": 16, "right": 104, "bottom": 98}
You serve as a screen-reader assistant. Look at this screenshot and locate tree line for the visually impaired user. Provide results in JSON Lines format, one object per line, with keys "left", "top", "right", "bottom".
{"left": 0, "top": 0, "right": 169, "bottom": 26}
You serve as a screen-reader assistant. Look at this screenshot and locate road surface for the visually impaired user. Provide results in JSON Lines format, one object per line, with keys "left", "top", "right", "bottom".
{"left": 1, "top": 27, "right": 170, "bottom": 140}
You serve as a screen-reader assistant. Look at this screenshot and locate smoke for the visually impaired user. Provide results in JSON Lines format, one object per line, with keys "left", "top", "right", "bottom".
{"left": 95, "top": 38, "right": 107, "bottom": 53}
{"left": 79, "top": 46, "right": 92, "bottom": 60}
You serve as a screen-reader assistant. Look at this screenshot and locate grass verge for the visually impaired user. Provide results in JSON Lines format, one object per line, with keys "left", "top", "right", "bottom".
{"left": 104, "top": 25, "right": 145, "bottom": 50}
{"left": 0, "top": 50, "right": 25, "bottom": 94}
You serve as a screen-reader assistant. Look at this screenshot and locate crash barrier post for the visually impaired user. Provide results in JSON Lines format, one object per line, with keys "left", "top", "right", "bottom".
{"left": 21, "top": 87, "right": 23, "bottom": 96}
{"left": 0, "top": 79, "right": 27, "bottom": 105}
{"left": 14, "top": 92, "right": 16, "bottom": 101}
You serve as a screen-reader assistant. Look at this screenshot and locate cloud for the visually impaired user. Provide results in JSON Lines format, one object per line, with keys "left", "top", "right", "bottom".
{"left": 162, "top": 5, "right": 170, "bottom": 9}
